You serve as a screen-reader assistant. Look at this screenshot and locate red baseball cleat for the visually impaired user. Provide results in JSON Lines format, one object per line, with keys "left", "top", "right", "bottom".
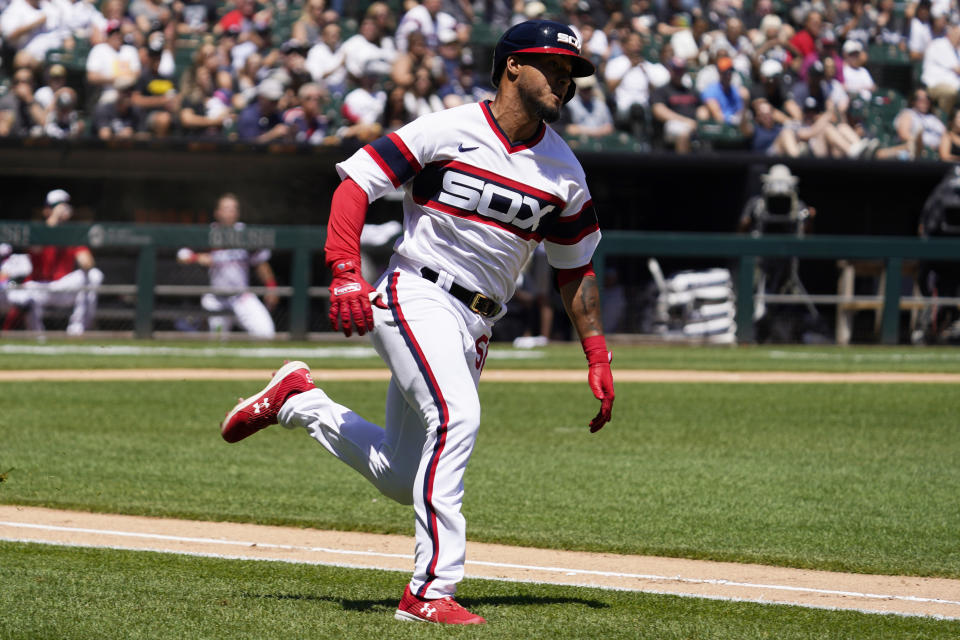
{"left": 394, "top": 585, "right": 486, "bottom": 625}
{"left": 220, "top": 361, "right": 315, "bottom": 443}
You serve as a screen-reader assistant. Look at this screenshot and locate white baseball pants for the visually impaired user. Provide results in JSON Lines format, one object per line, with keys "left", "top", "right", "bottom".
{"left": 279, "top": 264, "right": 492, "bottom": 599}
{"left": 6, "top": 268, "right": 103, "bottom": 334}
{"left": 202, "top": 292, "right": 276, "bottom": 338}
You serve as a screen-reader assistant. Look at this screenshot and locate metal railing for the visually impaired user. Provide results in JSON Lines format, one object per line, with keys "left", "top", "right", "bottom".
{"left": 5, "top": 222, "right": 960, "bottom": 343}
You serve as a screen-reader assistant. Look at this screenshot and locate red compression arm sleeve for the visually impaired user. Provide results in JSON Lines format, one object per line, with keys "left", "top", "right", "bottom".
{"left": 324, "top": 178, "right": 370, "bottom": 268}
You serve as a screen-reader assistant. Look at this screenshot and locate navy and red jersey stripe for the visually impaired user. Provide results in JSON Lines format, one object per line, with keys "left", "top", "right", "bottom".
{"left": 363, "top": 133, "right": 423, "bottom": 188}
{"left": 543, "top": 199, "right": 599, "bottom": 245}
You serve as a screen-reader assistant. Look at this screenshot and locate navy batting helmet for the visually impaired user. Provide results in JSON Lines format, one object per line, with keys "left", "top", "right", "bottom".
{"left": 491, "top": 19, "right": 595, "bottom": 103}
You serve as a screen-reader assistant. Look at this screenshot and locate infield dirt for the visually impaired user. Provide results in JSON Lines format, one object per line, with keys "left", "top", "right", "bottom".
{"left": 2, "top": 367, "right": 959, "bottom": 620}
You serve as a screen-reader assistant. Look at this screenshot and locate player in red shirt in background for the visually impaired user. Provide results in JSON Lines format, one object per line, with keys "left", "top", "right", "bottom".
{"left": 4, "top": 190, "right": 104, "bottom": 335}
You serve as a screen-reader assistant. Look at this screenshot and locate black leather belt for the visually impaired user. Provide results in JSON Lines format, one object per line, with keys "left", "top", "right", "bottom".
{"left": 420, "top": 267, "right": 501, "bottom": 318}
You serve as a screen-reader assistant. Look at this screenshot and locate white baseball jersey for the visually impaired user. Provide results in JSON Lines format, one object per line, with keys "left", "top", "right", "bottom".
{"left": 208, "top": 222, "right": 271, "bottom": 290}
{"left": 336, "top": 100, "right": 602, "bottom": 305}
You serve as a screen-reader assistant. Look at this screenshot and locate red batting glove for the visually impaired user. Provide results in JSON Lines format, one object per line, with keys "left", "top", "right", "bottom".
{"left": 582, "top": 335, "right": 614, "bottom": 432}
{"left": 328, "top": 259, "right": 386, "bottom": 337}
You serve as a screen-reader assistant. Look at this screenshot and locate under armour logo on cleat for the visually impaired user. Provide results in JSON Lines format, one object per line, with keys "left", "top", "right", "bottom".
{"left": 420, "top": 603, "right": 437, "bottom": 618}
{"left": 253, "top": 398, "right": 270, "bottom": 413}
{"left": 458, "top": 143, "right": 479, "bottom": 152}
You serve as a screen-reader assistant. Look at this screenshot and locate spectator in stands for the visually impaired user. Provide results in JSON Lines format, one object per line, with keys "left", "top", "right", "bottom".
{"left": 651, "top": 56, "right": 709, "bottom": 153}
{"left": 291, "top": 0, "right": 335, "bottom": 46}
{"left": 237, "top": 77, "right": 289, "bottom": 142}
{"left": 908, "top": 0, "right": 934, "bottom": 61}
{"left": 750, "top": 58, "right": 798, "bottom": 124}
{"left": 787, "top": 58, "right": 831, "bottom": 120}
{"left": 921, "top": 21, "right": 960, "bottom": 116}
{"left": 806, "top": 27, "right": 843, "bottom": 83}
{"left": 745, "top": 100, "right": 802, "bottom": 156}
{"left": 874, "top": 87, "right": 943, "bottom": 159}
{"left": 604, "top": 30, "right": 654, "bottom": 138}
{"left": 841, "top": 38, "right": 876, "bottom": 98}
{"left": 391, "top": 30, "right": 439, "bottom": 91}
{"left": 42, "top": 86, "right": 84, "bottom": 138}
{"left": 791, "top": 9, "right": 823, "bottom": 62}
{"left": 874, "top": 0, "right": 907, "bottom": 48}
{"left": 339, "top": 61, "right": 386, "bottom": 144}
{"left": 672, "top": 14, "right": 709, "bottom": 66}
{"left": 5, "top": 189, "right": 103, "bottom": 335}
{"left": 283, "top": 81, "right": 336, "bottom": 145}
{"left": 395, "top": 0, "right": 461, "bottom": 52}
{"left": 179, "top": 63, "right": 234, "bottom": 138}
{"left": 435, "top": 24, "right": 465, "bottom": 81}
{"left": 836, "top": 0, "right": 876, "bottom": 48}
{"left": 175, "top": 0, "right": 218, "bottom": 35}
{"left": 702, "top": 55, "right": 746, "bottom": 125}
{"left": 694, "top": 46, "right": 747, "bottom": 94}
{"left": 0, "top": 0, "right": 67, "bottom": 68}
{"left": 578, "top": 17, "right": 610, "bottom": 71}
{"left": 753, "top": 14, "right": 801, "bottom": 71}
{"left": 176, "top": 192, "right": 277, "bottom": 339}
{"left": 93, "top": 76, "right": 142, "bottom": 139}
{"left": 707, "top": 16, "right": 754, "bottom": 77}
{"left": 306, "top": 21, "right": 347, "bottom": 96}
{"left": 86, "top": 19, "right": 141, "bottom": 106}
{"left": 438, "top": 59, "right": 492, "bottom": 108}
{"left": 939, "top": 107, "right": 960, "bottom": 161}
{"left": 657, "top": 0, "right": 693, "bottom": 39}
{"left": 276, "top": 39, "right": 313, "bottom": 97}
{"left": 626, "top": 0, "right": 657, "bottom": 35}
{"left": 562, "top": 74, "right": 615, "bottom": 139}
{"left": 100, "top": 0, "right": 138, "bottom": 44}
{"left": 215, "top": 0, "right": 270, "bottom": 38}
{"left": 32, "top": 62, "right": 67, "bottom": 113}
{"left": 0, "top": 66, "right": 44, "bottom": 137}
{"left": 365, "top": 1, "right": 397, "bottom": 40}
{"left": 131, "top": 34, "right": 177, "bottom": 138}
{"left": 796, "top": 93, "right": 873, "bottom": 157}
{"left": 235, "top": 49, "right": 264, "bottom": 97}
{"left": 401, "top": 65, "right": 444, "bottom": 120}
{"left": 129, "top": 0, "right": 170, "bottom": 35}
{"left": 341, "top": 14, "right": 396, "bottom": 81}
{"left": 61, "top": 0, "right": 108, "bottom": 45}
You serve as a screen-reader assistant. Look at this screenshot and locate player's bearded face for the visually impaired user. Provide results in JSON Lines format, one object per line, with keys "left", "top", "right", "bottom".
{"left": 515, "top": 54, "right": 571, "bottom": 123}
{"left": 518, "top": 82, "right": 561, "bottom": 123}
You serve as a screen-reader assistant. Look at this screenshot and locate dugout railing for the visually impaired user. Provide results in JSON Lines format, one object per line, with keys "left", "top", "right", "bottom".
{"left": 4, "top": 221, "right": 960, "bottom": 344}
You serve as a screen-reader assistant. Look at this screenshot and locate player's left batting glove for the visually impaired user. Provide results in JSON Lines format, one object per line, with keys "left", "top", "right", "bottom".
{"left": 582, "top": 335, "right": 614, "bottom": 432}
{"left": 328, "top": 259, "right": 386, "bottom": 337}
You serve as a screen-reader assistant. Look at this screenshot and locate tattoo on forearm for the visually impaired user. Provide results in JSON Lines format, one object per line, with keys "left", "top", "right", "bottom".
{"left": 577, "top": 277, "right": 602, "bottom": 334}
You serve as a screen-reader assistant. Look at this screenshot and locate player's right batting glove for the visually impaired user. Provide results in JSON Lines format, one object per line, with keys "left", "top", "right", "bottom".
{"left": 582, "top": 335, "right": 614, "bottom": 432}
{"left": 328, "top": 259, "right": 386, "bottom": 337}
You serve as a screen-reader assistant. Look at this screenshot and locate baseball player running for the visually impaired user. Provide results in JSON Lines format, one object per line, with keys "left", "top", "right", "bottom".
{"left": 220, "top": 19, "right": 615, "bottom": 625}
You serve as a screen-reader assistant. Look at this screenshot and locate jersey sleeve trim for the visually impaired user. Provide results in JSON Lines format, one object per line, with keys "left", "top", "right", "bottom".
{"left": 544, "top": 199, "right": 600, "bottom": 245}
{"left": 363, "top": 132, "right": 422, "bottom": 188}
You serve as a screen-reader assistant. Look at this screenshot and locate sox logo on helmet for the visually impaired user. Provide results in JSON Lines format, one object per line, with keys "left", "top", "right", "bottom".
{"left": 490, "top": 19, "right": 596, "bottom": 103}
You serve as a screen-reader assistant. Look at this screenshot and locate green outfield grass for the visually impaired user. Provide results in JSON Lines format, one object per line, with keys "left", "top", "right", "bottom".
{"left": 2, "top": 542, "right": 959, "bottom": 640}
{"left": 2, "top": 377, "right": 958, "bottom": 578}
{"left": 4, "top": 338, "right": 960, "bottom": 371}
{"left": 3, "top": 345, "right": 960, "bottom": 637}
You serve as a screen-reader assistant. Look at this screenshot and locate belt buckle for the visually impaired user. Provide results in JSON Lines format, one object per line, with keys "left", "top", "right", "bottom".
{"left": 469, "top": 292, "right": 492, "bottom": 317}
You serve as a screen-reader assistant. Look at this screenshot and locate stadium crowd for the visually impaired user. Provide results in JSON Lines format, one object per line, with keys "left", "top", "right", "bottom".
{"left": 0, "top": 0, "right": 958, "bottom": 158}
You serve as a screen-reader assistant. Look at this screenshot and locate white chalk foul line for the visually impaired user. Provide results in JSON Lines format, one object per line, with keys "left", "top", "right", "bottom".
{"left": 3, "top": 520, "right": 959, "bottom": 612}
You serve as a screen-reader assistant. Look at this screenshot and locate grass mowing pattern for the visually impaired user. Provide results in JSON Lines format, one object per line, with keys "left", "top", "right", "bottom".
{"left": 2, "top": 379, "right": 959, "bottom": 577}
{"left": 6, "top": 339, "right": 960, "bottom": 371}
{"left": 2, "top": 541, "right": 959, "bottom": 640}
